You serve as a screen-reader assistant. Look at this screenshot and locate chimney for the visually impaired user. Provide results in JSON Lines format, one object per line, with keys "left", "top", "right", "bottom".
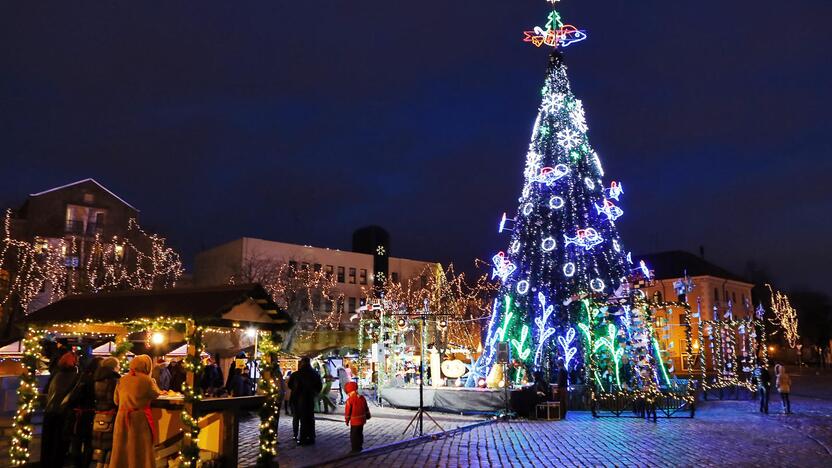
{"left": 699, "top": 245, "right": 705, "bottom": 259}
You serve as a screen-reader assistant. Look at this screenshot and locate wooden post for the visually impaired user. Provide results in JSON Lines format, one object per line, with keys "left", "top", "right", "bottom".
{"left": 183, "top": 320, "right": 198, "bottom": 457}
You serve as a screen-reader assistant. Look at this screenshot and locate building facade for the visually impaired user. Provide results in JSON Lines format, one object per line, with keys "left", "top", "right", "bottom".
{"left": 1, "top": 179, "right": 140, "bottom": 322}
{"left": 638, "top": 251, "right": 756, "bottom": 376}
{"left": 194, "top": 235, "right": 437, "bottom": 353}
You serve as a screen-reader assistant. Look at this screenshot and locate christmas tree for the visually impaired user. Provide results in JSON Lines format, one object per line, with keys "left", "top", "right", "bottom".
{"left": 473, "top": 1, "right": 672, "bottom": 394}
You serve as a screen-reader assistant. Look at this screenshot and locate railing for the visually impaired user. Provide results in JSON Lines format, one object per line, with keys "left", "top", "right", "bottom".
{"left": 65, "top": 219, "right": 84, "bottom": 233}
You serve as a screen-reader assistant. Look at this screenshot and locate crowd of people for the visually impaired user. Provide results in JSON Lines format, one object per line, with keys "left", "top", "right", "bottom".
{"left": 38, "top": 343, "right": 260, "bottom": 468}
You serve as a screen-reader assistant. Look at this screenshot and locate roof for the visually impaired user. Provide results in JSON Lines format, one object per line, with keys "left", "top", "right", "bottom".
{"left": 637, "top": 250, "right": 750, "bottom": 284}
{"left": 22, "top": 284, "right": 293, "bottom": 330}
{"left": 29, "top": 178, "right": 140, "bottom": 212}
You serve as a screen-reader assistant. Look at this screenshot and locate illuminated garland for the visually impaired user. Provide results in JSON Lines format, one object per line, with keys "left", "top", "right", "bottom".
{"left": 257, "top": 332, "right": 283, "bottom": 464}
{"left": 178, "top": 322, "right": 205, "bottom": 467}
{"left": 701, "top": 317, "right": 763, "bottom": 392}
{"left": 9, "top": 331, "right": 43, "bottom": 466}
{"left": 766, "top": 284, "right": 800, "bottom": 348}
{"left": 0, "top": 209, "right": 183, "bottom": 315}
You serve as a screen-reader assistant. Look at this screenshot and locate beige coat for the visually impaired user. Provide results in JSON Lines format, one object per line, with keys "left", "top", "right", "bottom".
{"left": 110, "top": 355, "right": 161, "bottom": 468}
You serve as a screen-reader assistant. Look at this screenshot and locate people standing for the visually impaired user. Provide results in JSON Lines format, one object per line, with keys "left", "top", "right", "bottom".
{"left": 151, "top": 357, "right": 171, "bottom": 391}
{"left": 288, "top": 357, "right": 323, "bottom": 446}
{"left": 168, "top": 359, "right": 186, "bottom": 393}
{"left": 756, "top": 365, "right": 771, "bottom": 414}
{"left": 283, "top": 370, "right": 293, "bottom": 416}
{"left": 91, "top": 357, "right": 121, "bottom": 468}
{"left": 343, "top": 381, "right": 370, "bottom": 453}
{"left": 66, "top": 357, "right": 102, "bottom": 467}
{"left": 41, "top": 351, "right": 79, "bottom": 467}
{"left": 337, "top": 366, "right": 349, "bottom": 404}
{"left": 556, "top": 359, "right": 569, "bottom": 418}
{"left": 110, "top": 355, "right": 161, "bottom": 468}
{"left": 775, "top": 364, "right": 792, "bottom": 414}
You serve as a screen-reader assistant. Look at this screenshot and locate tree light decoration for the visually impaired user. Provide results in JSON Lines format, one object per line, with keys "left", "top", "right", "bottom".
{"left": 557, "top": 327, "right": 577, "bottom": 370}
{"left": 533, "top": 293, "right": 557, "bottom": 366}
{"left": 766, "top": 284, "right": 800, "bottom": 348}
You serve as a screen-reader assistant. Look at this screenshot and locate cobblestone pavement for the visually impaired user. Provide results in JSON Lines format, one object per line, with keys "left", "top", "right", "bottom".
{"left": 321, "top": 395, "right": 832, "bottom": 468}
{"left": 237, "top": 403, "right": 487, "bottom": 467}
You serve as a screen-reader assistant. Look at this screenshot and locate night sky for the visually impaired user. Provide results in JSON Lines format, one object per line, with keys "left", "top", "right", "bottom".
{"left": 2, "top": 1, "right": 830, "bottom": 295}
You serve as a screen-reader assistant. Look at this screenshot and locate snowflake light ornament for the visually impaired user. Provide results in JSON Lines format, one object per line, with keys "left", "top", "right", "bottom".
{"left": 570, "top": 100, "right": 587, "bottom": 132}
{"left": 557, "top": 128, "right": 580, "bottom": 150}
{"left": 542, "top": 92, "right": 565, "bottom": 114}
{"left": 524, "top": 150, "right": 542, "bottom": 180}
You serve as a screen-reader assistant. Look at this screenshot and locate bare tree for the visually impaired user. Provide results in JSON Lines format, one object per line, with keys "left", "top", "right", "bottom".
{"left": 229, "top": 253, "right": 343, "bottom": 350}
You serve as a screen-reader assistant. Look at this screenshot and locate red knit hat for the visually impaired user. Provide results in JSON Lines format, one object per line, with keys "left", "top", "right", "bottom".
{"left": 344, "top": 381, "right": 358, "bottom": 394}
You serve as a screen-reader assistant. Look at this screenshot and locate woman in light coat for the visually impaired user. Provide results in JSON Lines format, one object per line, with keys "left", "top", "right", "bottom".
{"left": 775, "top": 364, "right": 792, "bottom": 414}
{"left": 110, "top": 355, "right": 161, "bottom": 468}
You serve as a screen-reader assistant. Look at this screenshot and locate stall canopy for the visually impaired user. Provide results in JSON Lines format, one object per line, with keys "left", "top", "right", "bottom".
{"left": 22, "top": 283, "right": 293, "bottom": 331}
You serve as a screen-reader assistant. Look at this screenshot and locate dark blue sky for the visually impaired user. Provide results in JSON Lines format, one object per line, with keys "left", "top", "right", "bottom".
{"left": 2, "top": 1, "right": 830, "bottom": 295}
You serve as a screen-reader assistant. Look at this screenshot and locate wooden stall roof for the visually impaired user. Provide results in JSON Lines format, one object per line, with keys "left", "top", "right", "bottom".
{"left": 22, "top": 284, "right": 293, "bottom": 331}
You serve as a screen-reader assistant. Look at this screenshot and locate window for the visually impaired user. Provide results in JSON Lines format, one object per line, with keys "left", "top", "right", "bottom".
{"left": 348, "top": 297, "right": 356, "bottom": 313}
{"left": 325, "top": 265, "right": 334, "bottom": 278}
{"left": 324, "top": 300, "right": 332, "bottom": 312}
{"left": 392, "top": 272, "right": 399, "bottom": 283}
{"left": 289, "top": 260, "right": 298, "bottom": 270}
{"left": 420, "top": 275, "right": 427, "bottom": 288}
{"left": 313, "top": 293, "right": 321, "bottom": 311}
{"left": 314, "top": 263, "right": 322, "bottom": 272}
{"left": 654, "top": 291, "right": 663, "bottom": 302}
{"left": 34, "top": 237, "right": 49, "bottom": 254}
{"left": 713, "top": 288, "right": 719, "bottom": 302}
{"left": 359, "top": 269, "right": 368, "bottom": 285}
{"left": 301, "top": 262, "right": 310, "bottom": 270}
{"left": 349, "top": 268, "right": 356, "bottom": 284}
{"left": 114, "top": 244, "right": 125, "bottom": 262}
{"left": 83, "top": 193, "right": 95, "bottom": 203}
{"left": 337, "top": 266, "right": 345, "bottom": 283}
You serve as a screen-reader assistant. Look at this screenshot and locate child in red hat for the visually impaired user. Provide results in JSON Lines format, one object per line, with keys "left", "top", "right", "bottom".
{"left": 343, "top": 381, "right": 371, "bottom": 453}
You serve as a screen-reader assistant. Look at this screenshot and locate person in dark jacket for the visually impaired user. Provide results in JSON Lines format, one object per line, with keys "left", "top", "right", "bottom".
{"left": 226, "top": 364, "right": 245, "bottom": 396}
{"left": 41, "top": 351, "right": 79, "bottom": 468}
{"left": 288, "top": 357, "right": 323, "bottom": 445}
{"left": 66, "top": 357, "right": 101, "bottom": 467}
{"left": 556, "top": 359, "right": 568, "bottom": 417}
{"left": 91, "top": 357, "right": 120, "bottom": 468}
{"left": 757, "top": 365, "right": 772, "bottom": 414}
{"left": 168, "top": 359, "right": 186, "bottom": 393}
{"left": 532, "top": 370, "right": 550, "bottom": 404}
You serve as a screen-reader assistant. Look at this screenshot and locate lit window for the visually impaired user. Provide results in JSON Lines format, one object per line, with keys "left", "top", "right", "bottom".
{"left": 349, "top": 268, "right": 356, "bottom": 284}
{"left": 325, "top": 265, "right": 334, "bottom": 278}
{"left": 337, "top": 267, "right": 345, "bottom": 283}
{"left": 359, "top": 269, "right": 368, "bottom": 285}
{"left": 114, "top": 244, "right": 125, "bottom": 261}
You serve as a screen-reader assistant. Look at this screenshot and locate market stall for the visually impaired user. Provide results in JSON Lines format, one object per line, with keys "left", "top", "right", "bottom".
{"left": 8, "top": 284, "right": 292, "bottom": 468}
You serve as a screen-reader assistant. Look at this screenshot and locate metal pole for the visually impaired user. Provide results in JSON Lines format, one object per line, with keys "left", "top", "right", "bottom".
{"left": 419, "top": 314, "right": 425, "bottom": 436}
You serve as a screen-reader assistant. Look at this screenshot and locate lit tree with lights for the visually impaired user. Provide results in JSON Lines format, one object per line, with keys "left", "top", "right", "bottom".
{"left": 474, "top": 1, "right": 667, "bottom": 393}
